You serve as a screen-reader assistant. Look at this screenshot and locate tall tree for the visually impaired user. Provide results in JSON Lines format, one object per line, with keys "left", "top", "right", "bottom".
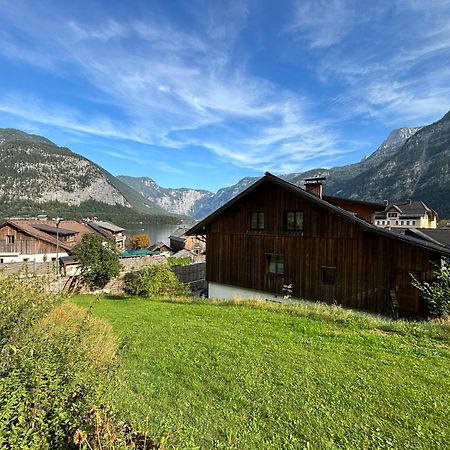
{"left": 72, "top": 234, "right": 121, "bottom": 288}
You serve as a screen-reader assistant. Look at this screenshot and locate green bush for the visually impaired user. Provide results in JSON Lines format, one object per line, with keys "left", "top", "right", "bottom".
{"left": 0, "top": 275, "right": 121, "bottom": 449}
{"left": 123, "top": 263, "right": 189, "bottom": 298}
{"left": 411, "top": 266, "right": 450, "bottom": 317}
{"left": 166, "top": 256, "right": 191, "bottom": 267}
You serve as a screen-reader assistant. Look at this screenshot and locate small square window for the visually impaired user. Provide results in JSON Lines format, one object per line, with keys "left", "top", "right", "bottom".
{"left": 285, "top": 211, "right": 303, "bottom": 231}
{"left": 250, "top": 212, "right": 264, "bottom": 230}
{"left": 322, "top": 266, "right": 336, "bottom": 284}
{"left": 267, "top": 254, "right": 284, "bottom": 274}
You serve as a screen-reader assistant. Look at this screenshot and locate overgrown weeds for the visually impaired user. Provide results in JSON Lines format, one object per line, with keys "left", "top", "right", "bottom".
{"left": 0, "top": 274, "right": 158, "bottom": 449}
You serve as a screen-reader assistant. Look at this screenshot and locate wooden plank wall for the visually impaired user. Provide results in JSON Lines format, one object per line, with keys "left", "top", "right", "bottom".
{"left": 0, "top": 225, "right": 57, "bottom": 255}
{"left": 205, "top": 182, "right": 437, "bottom": 315}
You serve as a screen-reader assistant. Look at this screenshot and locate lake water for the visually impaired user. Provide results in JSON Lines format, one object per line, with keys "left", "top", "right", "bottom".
{"left": 124, "top": 222, "right": 196, "bottom": 245}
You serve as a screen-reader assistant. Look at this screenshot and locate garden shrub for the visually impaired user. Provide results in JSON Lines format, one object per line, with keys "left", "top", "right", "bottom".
{"left": 123, "top": 263, "right": 189, "bottom": 297}
{"left": 411, "top": 265, "right": 450, "bottom": 317}
{"left": 0, "top": 275, "right": 123, "bottom": 449}
{"left": 166, "top": 256, "right": 191, "bottom": 267}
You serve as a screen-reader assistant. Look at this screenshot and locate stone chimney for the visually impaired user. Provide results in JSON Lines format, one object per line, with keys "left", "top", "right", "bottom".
{"left": 304, "top": 176, "right": 326, "bottom": 199}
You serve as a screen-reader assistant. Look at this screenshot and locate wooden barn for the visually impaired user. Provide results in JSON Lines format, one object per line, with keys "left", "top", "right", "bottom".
{"left": 187, "top": 173, "right": 450, "bottom": 317}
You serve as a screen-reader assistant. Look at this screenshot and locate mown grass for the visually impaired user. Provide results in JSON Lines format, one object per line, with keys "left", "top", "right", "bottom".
{"left": 73, "top": 295, "right": 450, "bottom": 449}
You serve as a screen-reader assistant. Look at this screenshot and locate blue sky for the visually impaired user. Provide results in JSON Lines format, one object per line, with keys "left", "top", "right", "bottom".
{"left": 1, "top": 0, "right": 450, "bottom": 192}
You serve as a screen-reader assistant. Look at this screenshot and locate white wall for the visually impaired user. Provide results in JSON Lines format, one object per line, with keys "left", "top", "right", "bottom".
{"left": 0, "top": 252, "right": 68, "bottom": 264}
{"left": 208, "top": 282, "right": 285, "bottom": 302}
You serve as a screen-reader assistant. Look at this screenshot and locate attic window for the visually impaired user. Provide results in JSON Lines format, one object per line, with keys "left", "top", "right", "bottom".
{"left": 388, "top": 212, "right": 398, "bottom": 218}
{"left": 250, "top": 212, "right": 265, "bottom": 230}
{"left": 285, "top": 211, "right": 303, "bottom": 231}
{"left": 6, "top": 235, "right": 14, "bottom": 244}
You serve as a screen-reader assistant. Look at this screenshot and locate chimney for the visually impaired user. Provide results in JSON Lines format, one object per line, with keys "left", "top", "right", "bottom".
{"left": 304, "top": 176, "right": 326, "bottom": 199}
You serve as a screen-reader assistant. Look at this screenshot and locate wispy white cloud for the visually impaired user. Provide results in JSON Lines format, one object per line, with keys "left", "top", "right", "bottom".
{"left": 286, "top": 0, "right": 361, "bottom": 48}
{"left": 0, "top": 0, "right": 342, "bottom": 174}
{"left": 299, "top": 0, "right": 450, "bottom": 126}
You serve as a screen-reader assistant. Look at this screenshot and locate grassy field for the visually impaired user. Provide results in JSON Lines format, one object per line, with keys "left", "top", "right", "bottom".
{"left": 74, "top": 295, "right": 450, "bottom": 449}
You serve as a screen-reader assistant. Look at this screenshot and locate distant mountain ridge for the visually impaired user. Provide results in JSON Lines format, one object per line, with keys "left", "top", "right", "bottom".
{"left": 120, "top": 109, "right": 450, "bottom": 218}
{"left": 117, "top": 176, "right": 214, "bottom": 217}
{"left": 0, "top": 129, "right": 181, "bottom": 225}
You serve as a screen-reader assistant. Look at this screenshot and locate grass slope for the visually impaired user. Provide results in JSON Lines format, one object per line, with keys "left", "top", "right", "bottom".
{"left": 74, "top": 296, "right": 450, "bottom": 449}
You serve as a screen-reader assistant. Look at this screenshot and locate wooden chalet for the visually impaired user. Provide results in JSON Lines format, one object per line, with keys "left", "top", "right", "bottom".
{"left": 187, "top": 173, "right": 450, "bottom": 317}
{"left": 84, "top": 220, "right": 127, "bottom": 250}
{"left": 0, "top": 219, "right": 95, "bottom": 263}
{"left": 0, "top": 218, "right": 125, "bottom": 263}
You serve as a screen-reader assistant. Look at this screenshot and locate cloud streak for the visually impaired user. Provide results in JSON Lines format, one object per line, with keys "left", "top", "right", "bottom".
{"left": 0, "top": 0, "right": 344, "bottom": 174}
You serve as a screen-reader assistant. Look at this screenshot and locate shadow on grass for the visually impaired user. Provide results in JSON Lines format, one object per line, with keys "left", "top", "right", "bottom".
{"left": 103, "top": 294, "right": 132, "bottom": 301}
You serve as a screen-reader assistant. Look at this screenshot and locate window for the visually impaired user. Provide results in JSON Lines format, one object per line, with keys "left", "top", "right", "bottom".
{"left": 0, "top": 258, "right": 3, "bottom": 264}
{"left": 412, "top": 220, "right": 416, "bottom": 226}
{"left": 322, "top": 266, "right": 336, "bottom": 284}
{"left": 267, "top": 254, "right": 284, "bottom": 274}
{"left": 406, "top": 220, "right": 410, "bottom": 225}
{"left": 6, "top": 235, "right": 14, "bottom": 244}
{"left": 400, "top": 220, "right": 404, "bottom": 225}
{"left": 250, "top": 212, "right": 265, "bottom": 230}
{"left": 285, "top": 211, "right": 303, "bottom": 231}
{"left": 388, "top": 212, "right": 397, "bottom": 218}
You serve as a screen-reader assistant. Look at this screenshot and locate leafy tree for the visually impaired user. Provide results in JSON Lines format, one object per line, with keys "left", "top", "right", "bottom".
{"left": 129, "top": 233, "right": 150, "bottom": 249}
{"left": 72, "top": 234, "right": 122, "bottom": 289}
{"left": 411, "top": 266, "right": 450, "bottom": 317}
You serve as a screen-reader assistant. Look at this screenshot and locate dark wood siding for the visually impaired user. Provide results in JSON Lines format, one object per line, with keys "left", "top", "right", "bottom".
{"left": 205, "top": 182, "right": 436, "bottom": 315}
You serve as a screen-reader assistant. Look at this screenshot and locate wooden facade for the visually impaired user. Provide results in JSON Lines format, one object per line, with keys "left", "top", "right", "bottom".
{"left": 0, "top": 224, "right": 60, "bottom": 256}
{"left": 188, "top": 174, "right": 450, "bottom": 316}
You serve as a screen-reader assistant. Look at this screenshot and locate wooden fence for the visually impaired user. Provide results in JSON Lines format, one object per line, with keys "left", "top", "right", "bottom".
{"left": 172, "top": 263, "right": 207, "bottom": 295}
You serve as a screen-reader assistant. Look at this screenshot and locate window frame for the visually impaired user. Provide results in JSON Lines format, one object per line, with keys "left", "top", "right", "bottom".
{"left": 267, "top": 254, "right": 284, "bottom": 275}
{"left": 250, "top": 211, "right": 265, "bottom": 230}
{"left": 6, "top": 235, "right": 15, "bottom": 244}
{"left": 285, "top": 211, "right": 304, "bottom": 231}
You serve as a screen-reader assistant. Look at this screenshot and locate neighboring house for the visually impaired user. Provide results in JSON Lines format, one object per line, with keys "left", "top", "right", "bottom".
{"left": 304, "top": 177, "right": 386, "bottom": 224}
{"left": 149, "top": 241, "right": 172, "bottom": 256}
{"left": 187, "top": 172, "right": 450, "bottom": 317}
{"left": 375, "top": 201, "right": 438, "bottom": 229}
{"left": 397, "top": 227, "right": 450, "bottom": 249}
{"left": 0, "top": 219, "right": 94, "bottom": 263}
{"left": 84, "top": 220, "right": 127, "bottom": 250}
{"left": 169, "top": 226, "right": 206, "bottom": 255}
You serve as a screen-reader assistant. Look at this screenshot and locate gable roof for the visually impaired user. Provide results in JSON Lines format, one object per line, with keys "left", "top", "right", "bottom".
{"left": 187, "top": 172, "right": 450, "bottom": 257}
{"left": 376, "top": 200, "right": 437, "bottom": 218}
{"left": 90, "top": 220, "right": 125, "bottom": 233}
{"left": 1, "top": 220, "right": 96, "bottom": 251}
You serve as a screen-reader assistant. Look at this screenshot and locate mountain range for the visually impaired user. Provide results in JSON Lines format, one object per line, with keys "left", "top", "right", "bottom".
{"left": 0, "top": 129, "right": 181, "bottom": 225}
{"left": 1, "top": 108, "right": 450, "bottom": 223}
{"left": 120, "top": 109, "right": 450, "bottom": 218}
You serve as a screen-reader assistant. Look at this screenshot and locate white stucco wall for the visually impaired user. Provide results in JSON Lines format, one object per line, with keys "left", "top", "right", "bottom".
{"left": 0, "top": 252, "right": 68, "bottom": 264}
{"left": 208, "top": 282, "right": 285, "bottom": 302}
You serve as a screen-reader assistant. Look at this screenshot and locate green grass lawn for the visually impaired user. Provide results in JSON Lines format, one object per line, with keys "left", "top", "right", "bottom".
{"left": 73, "top": 295, "right": 450, "bottom": 450}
